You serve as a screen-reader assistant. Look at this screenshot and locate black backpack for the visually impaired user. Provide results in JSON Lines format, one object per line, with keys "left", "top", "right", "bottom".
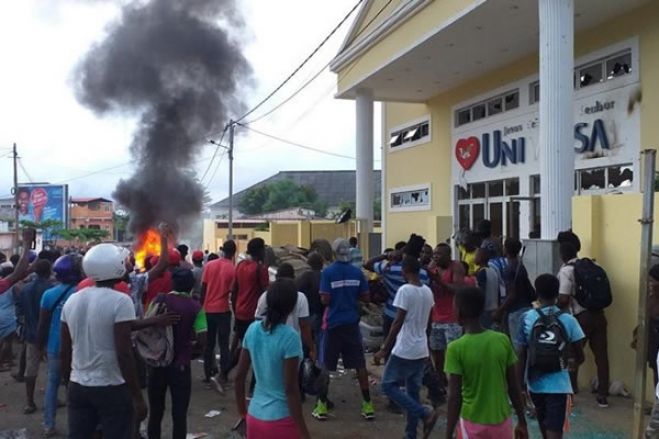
{"left": 570, "top": 258, "right": 612, "bottom": 311}
{"left": 528, "top": 308, "right": 568, "bottom": 374}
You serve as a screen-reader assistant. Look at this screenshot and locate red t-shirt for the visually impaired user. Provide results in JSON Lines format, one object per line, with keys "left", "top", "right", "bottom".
{"left": 145, "top": 270, "right": 173, "bottom": 306}
{"left": 0, "top": 279, "right": 11, "bottom": 295}
{"left": 202, "top": 258, "right": 235, "bottom": 313}
{"left": 233, "top": 260, "right": 269, "bottom": 321}
{"left": 430, "top": 262, "right": 463, "bottom": 324}
{"left": 77, "top": 277, "right": 130, "bottom": 295}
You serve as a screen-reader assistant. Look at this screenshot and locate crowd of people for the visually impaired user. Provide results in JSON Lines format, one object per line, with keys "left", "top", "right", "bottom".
{"left": 0, "top": 218, "right": 652, "bottom": 438}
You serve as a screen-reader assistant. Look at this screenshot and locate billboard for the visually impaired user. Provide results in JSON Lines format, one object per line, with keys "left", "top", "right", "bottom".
{"left": 16, "top": 184, "right": 69, "bottom": 227}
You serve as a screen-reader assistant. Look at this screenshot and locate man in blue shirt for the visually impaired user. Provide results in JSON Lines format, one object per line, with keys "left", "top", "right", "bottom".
{"left": 17, "top": 259, "right": 53, "bottom": 414}
{"left": 313, "top": 238, "right": 373, "bottom": 422}
{"left": 38, "top": 254, "right": 82, "bottom": 437}
{"left": 365, "top": 243, "right": 430, "bottom": 340}
{"left": 516, "top": 274, "right": 585, "bottom": 439}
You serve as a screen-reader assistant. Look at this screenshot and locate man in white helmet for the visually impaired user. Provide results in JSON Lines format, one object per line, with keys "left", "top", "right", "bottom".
{"left": 59, "top": 243, "right": 147, "bottom": 438}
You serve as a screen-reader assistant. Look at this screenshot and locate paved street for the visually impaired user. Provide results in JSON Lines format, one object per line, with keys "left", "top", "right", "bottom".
{"left": 0, "top": 350, "right": 634, "bottom": 438}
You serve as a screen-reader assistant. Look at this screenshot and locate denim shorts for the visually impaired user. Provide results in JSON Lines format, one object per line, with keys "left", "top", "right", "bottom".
{"left": 429, "top": 323, "right": 463, "bottom": 351}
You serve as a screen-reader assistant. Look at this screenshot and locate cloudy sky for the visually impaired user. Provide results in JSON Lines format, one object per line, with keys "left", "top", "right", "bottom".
{"left": 0, "top": 0, "right": 381, "bottom": 206}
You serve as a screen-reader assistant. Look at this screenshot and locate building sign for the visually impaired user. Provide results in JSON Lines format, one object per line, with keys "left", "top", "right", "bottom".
{"left": 17, "top": 184, "right": 69, "bottom": 226}
{"left": 452, "top": 81, "right": 640, "bottom": 183}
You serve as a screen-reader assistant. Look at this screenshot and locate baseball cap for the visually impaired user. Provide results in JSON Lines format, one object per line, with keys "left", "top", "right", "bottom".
{"left": 192, "top": 250, "right": 204, "bottom": 262}
{"left": 332, "top": 238, "right": 351, "bottom": 263}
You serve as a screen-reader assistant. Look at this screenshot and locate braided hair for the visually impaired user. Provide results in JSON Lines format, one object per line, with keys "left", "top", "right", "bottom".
{"left": 263, "top": 278, "right": 298, "bottom": 332}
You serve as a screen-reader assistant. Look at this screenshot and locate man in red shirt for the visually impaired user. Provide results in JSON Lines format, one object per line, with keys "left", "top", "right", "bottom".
{"left": 427, "top": 243, "right": 466, "bottom": 387}
{"left": 229, "top": 238, "right": 269, "bottom": 372}
{"left": 201, "top": 240, "right": 237, "bottom": 387}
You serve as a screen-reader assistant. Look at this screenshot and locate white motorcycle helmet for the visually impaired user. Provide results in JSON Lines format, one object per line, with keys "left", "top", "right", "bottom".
{"left": 83, "top": 243, "right": 128, "bottom": 281}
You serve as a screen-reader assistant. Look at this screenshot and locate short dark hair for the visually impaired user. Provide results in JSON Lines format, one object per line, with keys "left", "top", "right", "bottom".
{"left": 222, "top": 240, "right": 237, "bottom": 258}
{"left": 207, "top": 253, "right": 219, "bottom": 261}
{"left": 307, "top": 252, "right": 324, "bottom": 271}
{"left": 455, "top": 287, "right": 485, "bottom": 319}
{"left": 650, "top": 264, "right": 659, "bottom": 281}
{"left": 557, "top": 230, "right": 581, "bottom": 253}
{"left": 349, "top": 237, "right": 358, "bottom": 247}
{"left": 10, "top": 254, "right": 20, "bottom": 266}
{"left": 172, "top": 268, "right": 195, "bottom": 292}
{"left": 504, "top": 237, "right": 522, "bottom": 257}
{"left": 535, "top": 273, "right": 560, "bottom": 300}
{"left": 247, "top": 238, "right": 265, "bottom": 259}
{"left": 559, "top": 242, "right": 578, "bottom": 261}
{"left": 276, "top": 263, "right": 295, "bottom": 280}
{"left": 34, "top": 259, "right": 52, "bottom": 278}
{"left": 477, "top": 219, "right": 492, "bottom": 238}
{"left": 394, "top": 241, "right": 407, "bottom": 251}
{"left": 176, "top": 244, "right": 189, "bottom": 257}
{"left": 402, "top": 256, "right": 421, "bottom": 275}
{"left": 264, "top": 279, "right": 298, "bottom": 332}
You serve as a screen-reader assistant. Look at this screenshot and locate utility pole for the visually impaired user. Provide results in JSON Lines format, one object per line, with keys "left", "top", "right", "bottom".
{"left": 12, "top": 143, "right": 19, "bottom": 253}
{"left": 228, "top": 120, "right": 235, "bottom": 240}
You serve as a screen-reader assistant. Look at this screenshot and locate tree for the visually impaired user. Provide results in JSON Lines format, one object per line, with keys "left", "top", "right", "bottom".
{"left": 239, "top": 179, "right": 325, "bottom": 216}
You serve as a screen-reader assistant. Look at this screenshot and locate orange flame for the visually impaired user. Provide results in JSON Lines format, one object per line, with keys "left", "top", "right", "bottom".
{"left": 135, "top": 229, "right": 162, "bottom": 270}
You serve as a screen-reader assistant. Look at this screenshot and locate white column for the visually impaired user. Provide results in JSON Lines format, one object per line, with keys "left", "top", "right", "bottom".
{"left": 356, "top": 89, "right": 374, "bottom": 232}
{"left": 538, "top": 0, "right": 574, "bottom": 239}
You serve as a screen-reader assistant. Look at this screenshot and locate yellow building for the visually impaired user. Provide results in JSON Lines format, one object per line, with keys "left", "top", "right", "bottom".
{"left": 331, "top": 0, "right": 659, "bottom": 398}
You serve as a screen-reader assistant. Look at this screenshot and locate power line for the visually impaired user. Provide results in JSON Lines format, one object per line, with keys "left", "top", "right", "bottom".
{"left": 235, "top": 0, "right": 364, "bottom": 123}
{"left": 205, "top": 149, "right": 227, "bottom": 189}
{"left": 244, "top": 0, "right": 397, "bottom": 125}
{"left": 18, "top": 158, "right": 33, "bottom": 183}
{"left": 237, "top": 123, "right": 357, "bottom": 160}
{"left": 201, "top": 124, "right": 229, "bottom": 183}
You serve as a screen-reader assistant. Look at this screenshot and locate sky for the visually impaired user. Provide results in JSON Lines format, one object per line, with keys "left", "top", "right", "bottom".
{"left": 0, "top": 0, "right": 381, "bottom": 207}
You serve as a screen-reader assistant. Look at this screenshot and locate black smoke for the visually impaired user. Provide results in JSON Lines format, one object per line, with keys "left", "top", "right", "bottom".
{"left": 75, "top": 0, "right": 250, "bottom": 234}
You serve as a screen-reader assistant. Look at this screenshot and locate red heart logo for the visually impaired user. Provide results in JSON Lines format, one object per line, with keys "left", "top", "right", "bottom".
{"left": 455, "top": 137, "right": 480, "bottom": 170}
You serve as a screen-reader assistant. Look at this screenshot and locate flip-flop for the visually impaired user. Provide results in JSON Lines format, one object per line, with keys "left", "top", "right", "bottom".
{"left": 24, "top": 404, "right": 37, "bottom": 414}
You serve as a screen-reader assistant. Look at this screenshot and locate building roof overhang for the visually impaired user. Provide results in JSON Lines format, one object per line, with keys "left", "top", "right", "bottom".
{"left": 333, "top": 0, "right": 650, "bottom": 102}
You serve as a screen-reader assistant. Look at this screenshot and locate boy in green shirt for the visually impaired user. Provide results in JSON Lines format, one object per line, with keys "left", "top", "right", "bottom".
{"left": 444, "top": 287, "right": 527, "bottom": 438}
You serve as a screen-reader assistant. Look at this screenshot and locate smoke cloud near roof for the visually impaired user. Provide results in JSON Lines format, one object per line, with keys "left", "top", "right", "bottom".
{"left": 75, "top": 0, "right": 251, "bottom": 234}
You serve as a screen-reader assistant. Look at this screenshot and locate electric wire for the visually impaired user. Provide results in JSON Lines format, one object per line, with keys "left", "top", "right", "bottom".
{"left": 235, "top": 0, "right": 364, "bottom": 123}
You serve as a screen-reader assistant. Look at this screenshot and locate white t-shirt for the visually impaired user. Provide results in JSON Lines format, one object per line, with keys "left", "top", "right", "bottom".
{"left": 255, "top": 291, "right": 309, "bottom": 333}
{"left": 557, "top": 259, "right": 586, "bottom": 316}
{"left": 61, "top": 287, "right": 136, "bottom": 387}
{"left": 391, "top": 283, "right": 434, "bottom": 360}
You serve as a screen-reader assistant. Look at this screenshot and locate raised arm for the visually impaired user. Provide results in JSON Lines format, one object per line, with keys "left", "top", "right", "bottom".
{"left": 147, "top": 223, "right": 170, "bottom": 281}
{"left": 2, "top": 229, "right": 35, "bottom": 287}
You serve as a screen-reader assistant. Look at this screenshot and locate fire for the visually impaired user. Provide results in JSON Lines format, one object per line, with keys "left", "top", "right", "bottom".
{"left": 135, "top": 228, "right": 162, "bottom": 270}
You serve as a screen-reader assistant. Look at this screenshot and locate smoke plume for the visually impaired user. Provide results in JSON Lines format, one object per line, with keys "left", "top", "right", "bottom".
{"left": 75, "top": 0, "right": 250, "bottom": 234}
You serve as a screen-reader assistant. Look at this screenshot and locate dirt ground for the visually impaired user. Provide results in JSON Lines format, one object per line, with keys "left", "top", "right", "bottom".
{"left": 0, "top": 347, "right": 636, "bottom": 438}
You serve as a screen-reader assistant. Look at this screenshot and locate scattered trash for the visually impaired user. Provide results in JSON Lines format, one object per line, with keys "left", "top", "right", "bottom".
{"left": 204, "top": 409, "right": 222, "bottom": 418}
{"left": 0, "top": 429, "right": 28, "bottom": 439}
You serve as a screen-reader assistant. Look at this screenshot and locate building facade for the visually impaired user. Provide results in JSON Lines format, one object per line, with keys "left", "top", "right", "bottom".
{"left": 331, "top": 0, "right": 659, "bottom": 398}
{"left": 69, "top": 197, "right": 114, "bottom": 237}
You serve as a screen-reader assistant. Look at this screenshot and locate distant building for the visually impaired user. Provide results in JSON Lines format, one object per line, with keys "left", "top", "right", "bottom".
{"left": 209, "top": 170, "right": 382, "bottom": 220}
{"left": 69, "top": 197, "right": 114, "bottom": 238}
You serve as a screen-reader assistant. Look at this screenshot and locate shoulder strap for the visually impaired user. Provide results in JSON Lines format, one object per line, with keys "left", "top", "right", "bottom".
{"left": 49, "top": 285, "right": 75, "bottom": 312}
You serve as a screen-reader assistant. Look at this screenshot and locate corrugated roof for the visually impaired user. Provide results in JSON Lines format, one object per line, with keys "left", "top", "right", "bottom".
{"left": 211, "top": 170, "right": 382, "bottom": 210}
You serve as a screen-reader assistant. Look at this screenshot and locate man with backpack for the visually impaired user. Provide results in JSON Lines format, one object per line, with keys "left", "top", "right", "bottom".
{"left": 145, "top": 268, "right": 207, "bottom": 439}
{"left": 516, "top": 274, "right": 585, "bottom": 439}
{"left": 37, "top": 253, "right": 83, "bottom": 437}
{"left": 557, "top": 239, "right": 612, "bottom": 407}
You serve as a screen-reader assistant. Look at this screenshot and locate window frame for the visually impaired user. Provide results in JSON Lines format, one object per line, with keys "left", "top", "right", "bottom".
{"left": 389, "top": 183, "right": 432, "bottom": 212}
{"left": 454, "top": 89, "right": 520, "bottom": 128}
{"left": 388, "top": 115, "right": 432, "bottom": 152}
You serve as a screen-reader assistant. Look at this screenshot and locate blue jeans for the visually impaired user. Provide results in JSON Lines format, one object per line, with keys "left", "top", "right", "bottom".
{"left": 381, "top": 355, "right": 430, "bottom": 439}
{"left": 44, "top": 353, "right": 60, "bottom": 429}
